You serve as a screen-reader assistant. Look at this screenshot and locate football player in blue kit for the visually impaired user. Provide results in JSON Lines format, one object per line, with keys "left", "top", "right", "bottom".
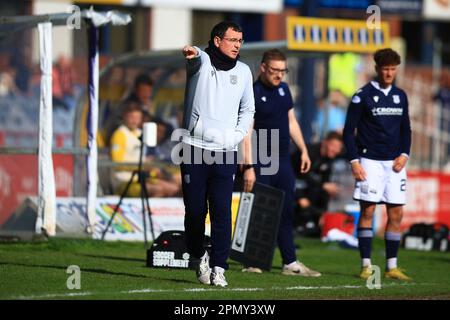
{"left": 343, "top": 48, "right": 412, "bottom": 281}
{"left": 241, "top": 49, "right": 321, "bottom": 277}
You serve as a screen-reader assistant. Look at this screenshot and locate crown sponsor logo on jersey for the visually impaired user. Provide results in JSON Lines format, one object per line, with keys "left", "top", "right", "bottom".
{"left": 393, "top": 95, "right": 400, "bottom": 104}
{"left": 230, "top": 75, "right": 237, "bottom": 85}
{"left": 278, "top": 87, "right": 285, "bottom": 96}
{"left": 373, "top": 96, "right": 379, "bottom": 103}
{"left": 371, "top": 107, "right": 403, "bottom": 116}
{"left": 261, "top": 96, "right": 267, "bottom": 102}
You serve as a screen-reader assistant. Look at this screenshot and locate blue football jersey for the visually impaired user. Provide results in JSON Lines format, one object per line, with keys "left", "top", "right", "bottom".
{"left": 343, "top": 81, "right": 412, "bottom": 161}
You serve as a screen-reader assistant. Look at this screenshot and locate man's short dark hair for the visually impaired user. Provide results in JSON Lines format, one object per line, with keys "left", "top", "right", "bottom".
{"left": 374, "top": 48, "right": 401, "bottom": 67}
{"left": 122, "top": 101, "right": 143, "bottom": 118}
{"left": 261, "top": 49, "right": 287, "bottom": 64}
{"left": 210, "top": 21, "right": 242, "bottom": 42}
{"left": 325, "top": 131, "right": 343, "bottom": 142}
{"left": 134, "top": 73, "right": 153, "bottom": 89}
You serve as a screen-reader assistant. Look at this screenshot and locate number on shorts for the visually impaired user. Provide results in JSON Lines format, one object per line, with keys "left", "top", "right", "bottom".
{"left": 400, "top": 179, "right": 406, "bottom": 192}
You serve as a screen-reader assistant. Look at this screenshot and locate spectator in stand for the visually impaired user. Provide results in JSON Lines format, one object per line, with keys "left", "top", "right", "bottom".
{"left": 0, "top": 68, "right": 19, "bottom": 98}
{"left": 291, "top": 131, "right": 344, "bottom": 237}
{"left": 123, "top": 73, "right": 155, "bottom": 120}
{"left": 314, "top": 90, "right": 347, "bottom": 141}
{"left": 105, "top": 73, "right": 166, "bottom": 143}
{"left": 110, "top": 101, "right": 181, "bottom": 198}
{"left": 52, "top": 56, "right": 76, "bottom": 111}
{"left": 434, "top": 72, "right": 450, "bottom": 166}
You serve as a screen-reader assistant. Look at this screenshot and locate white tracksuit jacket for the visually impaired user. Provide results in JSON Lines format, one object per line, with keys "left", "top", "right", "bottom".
{"left": 181, "top": 47, "right": 255, "bottom": 151}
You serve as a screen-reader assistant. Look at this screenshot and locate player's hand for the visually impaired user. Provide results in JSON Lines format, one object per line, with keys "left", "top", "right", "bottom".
{"left": 393, "top": 154, "right": 408, "bottom": 172}
{"left": 300, "top": 152, "right": 311, "bottom": 173}
{"left": 242, "top": 167, "right": 256, "bottom": 192}
{"left": 182, "top": 46, "right": 198, "bottom": 59}
{"left": 323, "top": 182, "right": 340, "bottom": 197}
{"left": 351, "top": 161, "right": 367, "bottom": 181}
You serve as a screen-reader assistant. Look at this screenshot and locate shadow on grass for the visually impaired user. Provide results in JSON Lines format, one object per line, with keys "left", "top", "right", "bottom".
{"left": 425, "top": 256, "right": 450, "bottom": 264}
{"left": 0, "top": 261, "right": 151, "bottom": 279}
{"left": 75, "top": 253, "right": 146, "bottom": 263}
{"left": 0, "top": 260, "right": 199, "bottom": 285}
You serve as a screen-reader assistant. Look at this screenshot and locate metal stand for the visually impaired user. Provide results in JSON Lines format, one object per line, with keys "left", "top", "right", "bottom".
{"left": 101, "top": 137, "right": 155, "bottom": 247}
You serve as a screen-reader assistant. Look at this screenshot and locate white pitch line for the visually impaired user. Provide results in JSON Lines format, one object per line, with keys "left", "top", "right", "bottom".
{"left": 15, "top": 292, "right": 93, "bottom": 300}
{"left": 123, "top": 282, "right": 418, "bottom": 295}
{"left": 12, "top": 282, "right": 424, "bottom": 300}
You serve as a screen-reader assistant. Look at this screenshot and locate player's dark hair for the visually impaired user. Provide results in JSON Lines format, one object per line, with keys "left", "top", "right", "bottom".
{"left": 261, "top": 49, "right": 287, "bottom": 64}
{"left": 374, "top": 48, "right": 401, "bottom": 67}
{"left": 134, "top": 73, "right": 153, "bottom": 88}
{"left": 325, "top": 130, "right": 343, "bottom": 142}
{"left": 210, "top": 21, "right": 243, "bottom": 41}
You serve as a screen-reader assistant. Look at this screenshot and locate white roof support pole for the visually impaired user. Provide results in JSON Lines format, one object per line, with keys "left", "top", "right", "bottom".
{"left": 86, "top": 24, "right": 99, "bottom": 234}
{"left": 37, "top": 22, "right": 56, "bottom": 236}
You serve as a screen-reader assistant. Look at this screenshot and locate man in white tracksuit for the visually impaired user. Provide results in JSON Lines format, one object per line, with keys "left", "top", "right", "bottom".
{"left": 180, "top": 21, "right": 255, "bottom": 287}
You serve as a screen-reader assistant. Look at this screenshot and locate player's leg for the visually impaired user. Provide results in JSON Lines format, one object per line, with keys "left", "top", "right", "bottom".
{"left": 385, "top": 203, "right": 403, "bottom": 269}
{"left": 275, "top": 158, "right": 321, "bottom": 277}
{"left": 384, "top": 204, "right": 411, "bottom": 280}
{"left": 383, "top": 165, "right": 411, "bottom": 280}
{"left": 353, "top": 158, "right": 384, "bottom": 279}
{"left": 275, "top": 160, "right": 296, "bottom": 266}
{"left": 207, "top": 151, "right": 237, "bottom": 286}
{"left": 357, "top": 201, "right": 377, "bottom": 279}
{"left": 180, "top": 146, "right": 210, "bottom": 284}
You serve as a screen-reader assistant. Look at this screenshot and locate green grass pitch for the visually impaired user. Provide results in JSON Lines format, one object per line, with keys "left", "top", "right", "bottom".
{"left": 0, "top": 237, "right": 449, "bottom": 300}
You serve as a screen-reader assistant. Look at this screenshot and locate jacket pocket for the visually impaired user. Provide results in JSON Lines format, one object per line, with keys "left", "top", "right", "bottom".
{"left": 191, "top": 115, "right": 203, "bottom": 138}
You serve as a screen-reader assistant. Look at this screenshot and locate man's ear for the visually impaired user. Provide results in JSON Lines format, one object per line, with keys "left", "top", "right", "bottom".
{"left": 213, "top": 36, "right": 220, "bottom": 47}
{"left": 260, "top": 62, "right": 266, "bottom": 73}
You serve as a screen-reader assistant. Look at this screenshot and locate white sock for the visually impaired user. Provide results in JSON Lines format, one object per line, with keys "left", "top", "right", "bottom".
{"left": 286, "top": 260, "right": 299, "bottom": 267}
{"left": 362, "top": 258, "right": 371, "bottom": 267}
{"left": 387, "top": 258, "right": 397, "bottom": 270}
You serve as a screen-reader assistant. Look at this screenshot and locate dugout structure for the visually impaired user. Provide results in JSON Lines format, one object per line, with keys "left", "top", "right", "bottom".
{"left": 0, "top": 10, "right": 131, "bottom": 237}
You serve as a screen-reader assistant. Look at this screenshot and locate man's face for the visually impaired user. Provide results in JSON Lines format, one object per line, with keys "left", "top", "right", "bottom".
{"left": 214, "top": 28, "right": 243, "bottom": 59}
{"left": 135, "top": 84, "right": 152, "bottom": 103}
{"left": 123, "top": 110, "right": 143, "bottom": 131}
{"left": 260, "top": 59, "right": 287, "bottom": 87}
{"left": 376, "top": 65, "right": 398, "bottom": 87}
{"left": 324, "top": 139, "right": 343, "bottom": 159}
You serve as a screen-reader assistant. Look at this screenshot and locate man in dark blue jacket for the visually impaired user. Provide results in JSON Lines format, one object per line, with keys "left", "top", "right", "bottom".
{"left": 343, "top": 48, "right": 412, "bottom": 281}
{"left": 242, "top": 49, "right": 321, "bottom": 277}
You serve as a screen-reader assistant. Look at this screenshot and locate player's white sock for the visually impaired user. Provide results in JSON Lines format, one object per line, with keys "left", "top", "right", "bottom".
{"left": 387, "top": 258, "right": 397, "bottom": 270}
{"left": 362, "top": 258, "right": 371, "bottom": 267}
{"left": 286, "top": 261, "right": 298, "bottom": 267}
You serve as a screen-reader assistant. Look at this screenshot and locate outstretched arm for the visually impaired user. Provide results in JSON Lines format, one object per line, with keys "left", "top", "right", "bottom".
{"left": 182, "top": 45, "right": 202, "bottom": 76}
